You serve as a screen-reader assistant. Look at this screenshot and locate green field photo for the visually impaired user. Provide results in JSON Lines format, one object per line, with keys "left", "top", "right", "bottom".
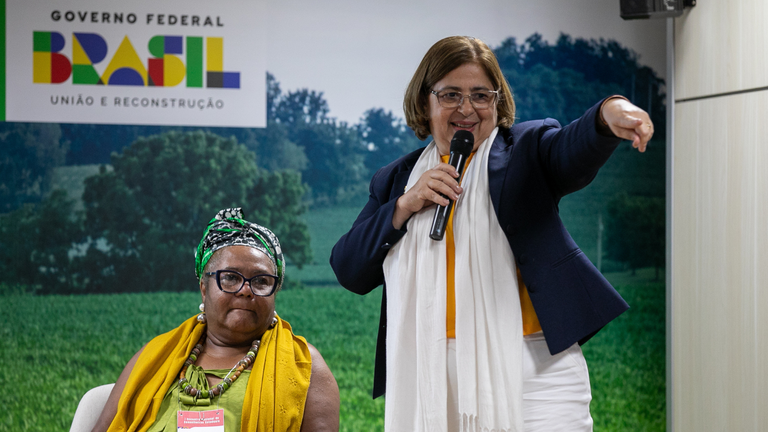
{"left": 1, "top": 32, "right": 667, "bottom": 431}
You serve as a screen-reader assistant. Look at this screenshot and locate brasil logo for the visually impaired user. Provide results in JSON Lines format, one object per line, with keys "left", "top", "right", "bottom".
{"left": 33, "top": 31, "right": 240, "bottom": 88}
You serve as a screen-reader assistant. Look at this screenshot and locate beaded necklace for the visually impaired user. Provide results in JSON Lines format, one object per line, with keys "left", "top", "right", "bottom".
{"left": 178, "top": 333, "right": 261, "bottom": 401}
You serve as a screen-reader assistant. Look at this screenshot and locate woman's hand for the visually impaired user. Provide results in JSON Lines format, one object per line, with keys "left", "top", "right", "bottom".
{"left": 392, "top": 163, "right": 462, "bottom": 230}
{"left": 600, "top": 97, "right": 654, "bottom": 153}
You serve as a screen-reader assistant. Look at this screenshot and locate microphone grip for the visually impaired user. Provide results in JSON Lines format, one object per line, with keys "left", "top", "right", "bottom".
{"left": 429, "top": 153, "right": 467, "bottom": 241}
{"left": 429, "top": 198, "right": 454, "bottom": 240}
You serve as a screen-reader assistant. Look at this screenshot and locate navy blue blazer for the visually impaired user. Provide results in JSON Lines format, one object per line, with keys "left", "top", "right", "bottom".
{"left": 331, "top": 100, "right": 629, "bottom": 398}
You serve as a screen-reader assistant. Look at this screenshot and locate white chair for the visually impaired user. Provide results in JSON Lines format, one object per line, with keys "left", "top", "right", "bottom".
{"left": 70, "top": 383, "right": 115, "bottom": 432}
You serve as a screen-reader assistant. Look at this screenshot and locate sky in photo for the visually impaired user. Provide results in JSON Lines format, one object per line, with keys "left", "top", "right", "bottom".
{"left": 264, "top": 0, "right": 667, "bottom": 125}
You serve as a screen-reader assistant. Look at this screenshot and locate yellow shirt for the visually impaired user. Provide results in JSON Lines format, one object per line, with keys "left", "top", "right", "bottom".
{"left": 442, "top": 154, "right": 542, "bottom": 338}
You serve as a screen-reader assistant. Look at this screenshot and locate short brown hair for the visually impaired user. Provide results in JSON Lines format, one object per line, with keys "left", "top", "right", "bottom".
{"left": 404, "top": 36, "right": 516, "bottom": 141}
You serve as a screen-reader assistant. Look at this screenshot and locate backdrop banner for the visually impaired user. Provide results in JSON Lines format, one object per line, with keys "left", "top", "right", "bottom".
{"left": 4, "top": 0, "right": 266, "bottom": 127}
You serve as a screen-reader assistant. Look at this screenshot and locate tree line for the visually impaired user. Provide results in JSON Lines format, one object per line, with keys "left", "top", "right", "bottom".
{"left": 1, "top": 132, "right": 312, "bottom": 294}
{"left": 0, "top": 33, "right": 666, "bottom": 294}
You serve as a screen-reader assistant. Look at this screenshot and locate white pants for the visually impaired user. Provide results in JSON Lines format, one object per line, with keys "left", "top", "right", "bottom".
{"left": 447, "top": 333, "right": 593, "bottom": 432}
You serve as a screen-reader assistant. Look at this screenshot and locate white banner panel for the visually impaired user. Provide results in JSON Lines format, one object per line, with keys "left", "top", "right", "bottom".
{"left": 5, "top": 0, "right": 265, "bottom": 127}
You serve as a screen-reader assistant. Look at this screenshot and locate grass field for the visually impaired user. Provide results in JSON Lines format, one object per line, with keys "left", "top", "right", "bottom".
{"left": 0, "top": 269, "right": 664, "bottom": 431}
{"left": 582, "top": 269, "right": 666, "bottom": 431}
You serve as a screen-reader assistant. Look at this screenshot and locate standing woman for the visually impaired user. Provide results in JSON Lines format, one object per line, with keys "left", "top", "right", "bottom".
{"left": 331, "top": 36, "right": 653, "bottom": 431}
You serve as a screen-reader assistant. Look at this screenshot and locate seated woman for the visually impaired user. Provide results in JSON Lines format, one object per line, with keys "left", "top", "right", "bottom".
{"left": 91, "top": 208, "right": 340, "bottom": 432}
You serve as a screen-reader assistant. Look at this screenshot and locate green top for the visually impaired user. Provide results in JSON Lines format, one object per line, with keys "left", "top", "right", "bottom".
{"left": 147, "top": 365, "right": 251, "bottom": 432}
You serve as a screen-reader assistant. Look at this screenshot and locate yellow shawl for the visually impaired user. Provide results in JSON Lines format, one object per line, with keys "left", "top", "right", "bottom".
{"left": 108, "top": 314, "right": 312, "bottom": 432}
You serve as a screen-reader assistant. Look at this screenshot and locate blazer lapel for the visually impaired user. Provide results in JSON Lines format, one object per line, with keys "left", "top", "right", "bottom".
{"left": 488, "top": 130, "right": 512, "bottom": 216}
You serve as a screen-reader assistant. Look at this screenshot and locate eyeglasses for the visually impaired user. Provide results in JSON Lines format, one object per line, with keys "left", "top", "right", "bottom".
{"left": 430, "top": 89, "right": 500, "bottom": 109}
{"left": 205, "top": 270, "right": 278, "bottom": 297}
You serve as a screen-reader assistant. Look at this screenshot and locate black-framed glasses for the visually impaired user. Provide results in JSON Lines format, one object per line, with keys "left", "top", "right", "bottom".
{"left": 430, "top": 89, "right": 500, "bottom": 109}
{"left": 205, "top": 270, "right": 278, "bottom": 297}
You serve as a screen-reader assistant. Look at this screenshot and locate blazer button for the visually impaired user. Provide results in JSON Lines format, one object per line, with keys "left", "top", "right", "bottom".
{"left": 381, "top": 243, "right": 391, "bottom": 250}
{"left": 505, "top": 224, "right": 516, "bottom": 236}
{"left": 517, "top": 254, "right": 527, "bottom": 265}
{"left": 527, "top": 283, "right": 536, "bottom": 293}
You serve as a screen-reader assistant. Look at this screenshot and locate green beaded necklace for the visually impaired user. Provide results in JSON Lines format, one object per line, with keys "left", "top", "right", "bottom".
{"left": 178, "top": 333, "right": 261, "bottom": 402}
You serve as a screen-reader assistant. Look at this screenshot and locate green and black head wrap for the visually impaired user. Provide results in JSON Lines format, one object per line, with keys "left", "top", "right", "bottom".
{"left": 195, "top": 208, "right": 285, "bottom": 292}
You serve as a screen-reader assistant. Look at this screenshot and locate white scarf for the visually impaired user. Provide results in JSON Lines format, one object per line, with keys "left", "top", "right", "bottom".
{"left": 383, "top": 128, "right": 523, "bottom": 432}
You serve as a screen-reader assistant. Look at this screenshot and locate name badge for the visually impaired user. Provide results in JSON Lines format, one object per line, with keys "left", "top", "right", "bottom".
{"left": 178, "top": 409, "right": 225, "bottom": 432}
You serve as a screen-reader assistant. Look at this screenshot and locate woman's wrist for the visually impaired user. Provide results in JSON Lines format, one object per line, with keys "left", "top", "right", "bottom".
{"left": 596, "top": 95, "right": 630, "bottom": 136}
{"left": 392, "top": 196, "right": 414, "bottom": 230}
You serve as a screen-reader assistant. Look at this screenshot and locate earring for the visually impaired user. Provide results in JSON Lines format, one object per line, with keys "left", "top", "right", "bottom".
{"left": 270, "top": 311, "right": 278, "bottom": 328}
{"left": 197, "top": 303, "right": 206, "bottom": 323}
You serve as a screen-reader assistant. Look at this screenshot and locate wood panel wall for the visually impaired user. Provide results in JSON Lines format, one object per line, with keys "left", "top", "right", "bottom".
{"left": 671, "top": 1, "right": 768, "bottom": 430}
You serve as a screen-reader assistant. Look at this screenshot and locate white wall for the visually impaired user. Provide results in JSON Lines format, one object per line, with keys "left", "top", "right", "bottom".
{"left": 671, "top": 1, "right": 768, "bottom": 430}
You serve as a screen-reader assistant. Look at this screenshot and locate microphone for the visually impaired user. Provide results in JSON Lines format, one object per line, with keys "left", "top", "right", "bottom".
{"left": 429, "top": 130, "right": 474, "bottom": 241}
